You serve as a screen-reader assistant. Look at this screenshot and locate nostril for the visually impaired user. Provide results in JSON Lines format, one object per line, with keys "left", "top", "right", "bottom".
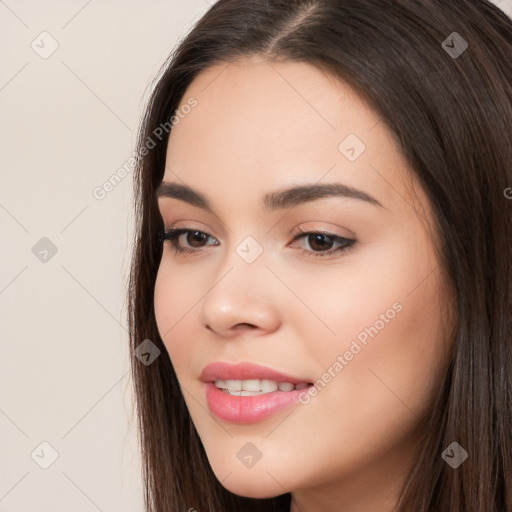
{"left": 234, "top": 323, "right": 256, "bottom": 330}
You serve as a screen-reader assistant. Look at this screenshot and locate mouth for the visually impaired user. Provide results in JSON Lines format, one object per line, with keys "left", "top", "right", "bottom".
{"left": 200, "top": 360, "right": 314, "bottom": 394}
{"left": 212, "top": 378, "right": 313, "bottom": 396}
{"left": 201, "top": 363, "right": 316, "bottom": 423}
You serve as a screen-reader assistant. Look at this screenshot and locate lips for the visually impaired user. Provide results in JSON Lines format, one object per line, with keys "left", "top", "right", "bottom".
{"left": 200, "top": 362, "right": 312, "bottom": 424}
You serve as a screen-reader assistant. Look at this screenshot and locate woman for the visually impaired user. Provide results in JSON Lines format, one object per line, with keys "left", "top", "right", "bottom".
{"left": 127, "top": 1, "right": 512, "bottom": 511}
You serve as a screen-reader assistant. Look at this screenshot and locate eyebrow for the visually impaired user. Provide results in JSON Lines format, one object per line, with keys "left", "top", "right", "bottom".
{"left": 155, "top": 181, "right": 384, "bottom": 213}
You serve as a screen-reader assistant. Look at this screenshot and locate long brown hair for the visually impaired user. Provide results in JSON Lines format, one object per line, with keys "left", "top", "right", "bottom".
{"left": 127, "top": 1, "right": 512, "bottom": 510}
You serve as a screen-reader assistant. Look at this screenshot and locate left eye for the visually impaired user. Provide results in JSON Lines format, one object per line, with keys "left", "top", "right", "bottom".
{"left": 159, "top": 228, "right": 356, "bottom": 259}
{"left": 289, "top": 230, "right": 356, "bottom": 258}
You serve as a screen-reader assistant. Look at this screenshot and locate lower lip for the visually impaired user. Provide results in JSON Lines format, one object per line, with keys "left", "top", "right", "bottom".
{"left": 204, "top": 382, "right": 310, "bottom": 424}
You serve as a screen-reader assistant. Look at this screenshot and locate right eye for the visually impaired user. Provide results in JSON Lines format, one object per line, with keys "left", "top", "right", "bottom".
{"left": 160, "top": 228, "right": 219, "bottom": 254}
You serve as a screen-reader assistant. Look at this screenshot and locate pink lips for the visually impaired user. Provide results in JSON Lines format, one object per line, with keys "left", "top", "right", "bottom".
{"left": 200, "top": 361, "right": 313, "bottom": 424}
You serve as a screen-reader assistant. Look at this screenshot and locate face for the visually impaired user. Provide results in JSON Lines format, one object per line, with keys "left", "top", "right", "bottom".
{"left": 154, "top": 55, "right": 452, "bottom": 511}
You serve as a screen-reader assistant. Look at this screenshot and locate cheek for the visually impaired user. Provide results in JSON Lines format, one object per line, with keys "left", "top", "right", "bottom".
{"left": 153, "top": 263, "right": 194, "bottom": 368}
{"left": 154, "top": 264, "right": 172, "bottom": 337}
{"left": 310, "top": 238, "right": 446, "bottom": 432}
{"left": 293, "top": 225, "right": 443, "bottom": 391}
{"left": 341, "top": 280, "right": 444, "bottom": 402}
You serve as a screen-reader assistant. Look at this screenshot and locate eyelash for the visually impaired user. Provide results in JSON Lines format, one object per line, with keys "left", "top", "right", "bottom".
{"left": 158, "top": 227, "right": 356, "bottom": 259}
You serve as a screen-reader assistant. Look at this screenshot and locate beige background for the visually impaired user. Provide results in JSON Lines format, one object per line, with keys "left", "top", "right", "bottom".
{"left": 0, "top": 1, "right": 510, "bottom": 510}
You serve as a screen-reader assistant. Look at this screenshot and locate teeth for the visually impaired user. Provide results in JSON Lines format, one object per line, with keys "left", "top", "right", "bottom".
{"left": 226, "top": 380, "right": 242, "bottom": 392}
{"left": 261, "top": 379, "right": 278, "bottom": 392}
{"left": 241, "top": 379, "right": 261, "bottom": 391}
{"left": 214, "top": 378, "right": 309, "bottom": 396}
{"left": 215, "top": 379, "right": 228, "bottom": 389}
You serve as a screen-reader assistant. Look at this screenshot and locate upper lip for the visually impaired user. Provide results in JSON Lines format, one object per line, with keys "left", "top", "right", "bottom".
{"left": 200, "top": 361, "right": 312, "bottom": 385}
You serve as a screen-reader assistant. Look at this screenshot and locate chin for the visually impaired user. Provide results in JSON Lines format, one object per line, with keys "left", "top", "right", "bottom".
{"left": 221, "top": 482, "right": 285, "bottom": 500}
{"left": 214, "top": 470, "right": 291, "bottom": 499}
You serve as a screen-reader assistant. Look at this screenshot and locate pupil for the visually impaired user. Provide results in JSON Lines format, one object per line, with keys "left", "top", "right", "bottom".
{"left": 189, "top": 231, "right": 207, "bottom": 247}
{"left": 310, "top": 233, "right": 332, "bottom": 251}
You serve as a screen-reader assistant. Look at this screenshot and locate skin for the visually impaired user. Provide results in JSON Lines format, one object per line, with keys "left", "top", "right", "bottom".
{"left": 153, "top": 55, "right": 454, "bottom": 512}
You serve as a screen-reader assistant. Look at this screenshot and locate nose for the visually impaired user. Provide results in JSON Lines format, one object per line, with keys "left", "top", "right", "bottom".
{"left": 198, "top": 261, "right": 281, "bottom": 339}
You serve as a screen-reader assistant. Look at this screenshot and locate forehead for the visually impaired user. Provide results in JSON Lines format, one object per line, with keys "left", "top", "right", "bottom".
{"left": 171, "top": 55, "right": 380, "bottom": 148}
{"left": 164, "top": 55, "right": 419, "bottom": 217}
